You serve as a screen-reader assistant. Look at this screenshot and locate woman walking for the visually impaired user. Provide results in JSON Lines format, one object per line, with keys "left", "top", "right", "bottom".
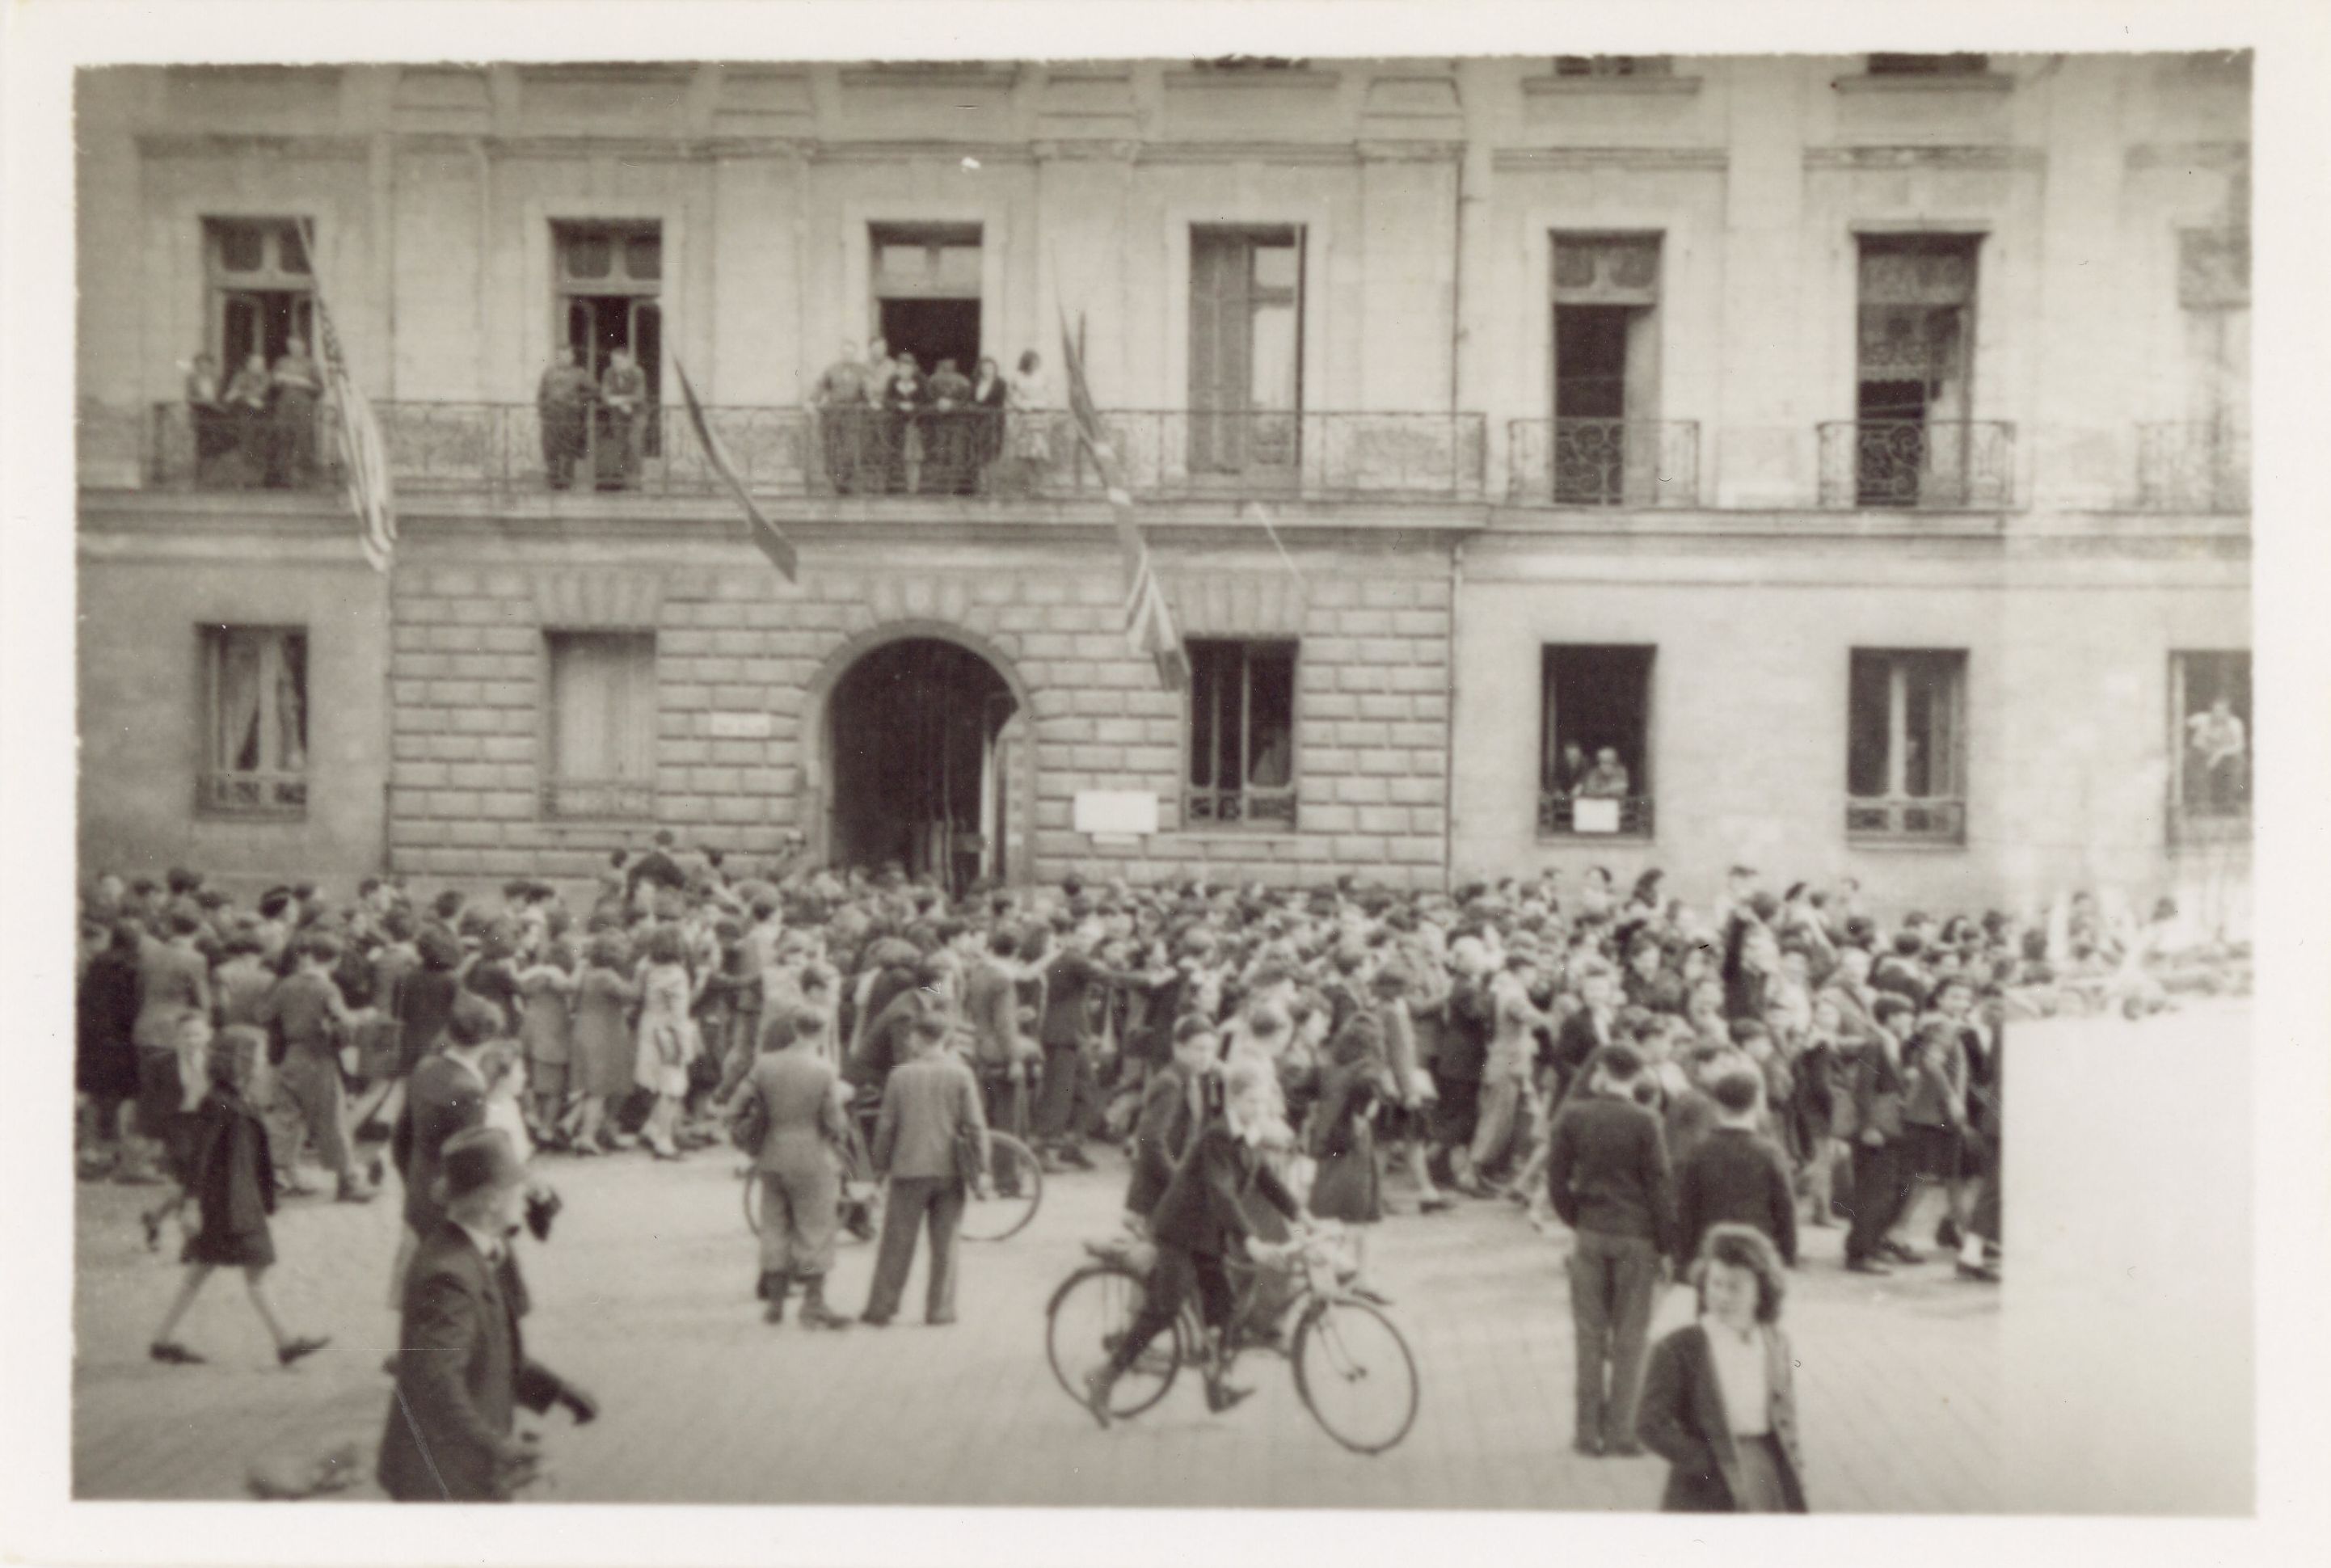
{"left": 149, "top": 1026, "right": 331, "bottom": 1368}
{"left": 567, "top": 932, "right": 641, "bottom": 1154}
{"left": 1634, "top": 1224, "right": 1809, "bottom": 1512}
{"left": 726, "top": 1005, "right": 855, "bottom": 1329}
{"left": 634, "top": 926, "right": 699, "bottom": 1159}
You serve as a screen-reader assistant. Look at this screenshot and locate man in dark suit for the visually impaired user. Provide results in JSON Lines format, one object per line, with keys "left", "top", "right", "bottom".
{"left": 389, "top": 993, "right": 496, "bottom": 1303}
{"left": 1673, "top": 1069, "right": 1799, "bottom": 1268}
{"left": 378, "top": 1128, "right": 595, "bottom": 1503}
{"left": 1123, "top": 1017, "right": 1216, "bottom": 1226}
{"left": 1546, "top": 1044, "right": 1676, "bottom": 1458}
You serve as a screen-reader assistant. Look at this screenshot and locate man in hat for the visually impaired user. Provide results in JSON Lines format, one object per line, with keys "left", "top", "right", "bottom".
{"left": 378, "top": 1128, "right": 596, "bottom": 1503}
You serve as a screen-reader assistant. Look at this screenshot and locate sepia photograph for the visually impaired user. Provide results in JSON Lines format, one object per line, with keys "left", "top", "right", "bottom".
{"left": 3, "top": 3, "right": 2325, "bottom": 1565}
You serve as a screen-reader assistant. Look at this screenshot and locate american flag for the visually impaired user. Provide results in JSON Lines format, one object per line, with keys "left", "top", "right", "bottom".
{"left": 1060, "top": 314, "right": 1189, "bottom": 690}
{"left": 310, "top": 287, "right": 397, "bottom": 574}
{"left": 674, "top": 355, "right": 798, "bottom": 582}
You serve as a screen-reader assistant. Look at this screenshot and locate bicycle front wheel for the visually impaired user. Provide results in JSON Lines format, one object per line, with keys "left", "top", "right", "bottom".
{"left": 1044, "top": 1263, "right": 1182, "bottom": 1419}
{"left": 1292, "top": 1296, "right": 1420, "bottom": 1454}
{"left": 961, "top": 1132, "right": 1043, "bottom": 1242}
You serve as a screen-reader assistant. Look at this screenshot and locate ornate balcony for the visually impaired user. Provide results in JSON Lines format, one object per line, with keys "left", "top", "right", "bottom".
{"left": 1507, "top": 420, "right": 1700, "bottom": 508}
{"left": 1817, "top": 420, "right": 2015, "bottom": 509}
{"left": 1537, "top": 793, "right": 1654, "bottom": 837}
{"left": 133, "top": 403, "right": 1485, "bottom": 504}
{"left": 2137, "top": 422, "right": 2249, "bottom": 513}
{"left": 1845, "top": 795, "right": 1966, "bottom": 844}
{"left": 1183, "top": 786, "right": 1299, "bottom": 830}
{"left": 197, "top": 770, "right": 307, "bottom": 817}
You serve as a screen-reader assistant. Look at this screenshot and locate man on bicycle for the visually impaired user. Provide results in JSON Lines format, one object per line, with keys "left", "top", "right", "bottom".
{"left": 1083, "top": 1057, "right": 1303, "bottom": 1427}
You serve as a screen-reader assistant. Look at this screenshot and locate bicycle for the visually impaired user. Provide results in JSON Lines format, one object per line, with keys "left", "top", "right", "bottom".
{"left": 1043, "top": 1224, "right": 1421, "bottom": 1455}
{"left": 740, "top": 1115, "right": 1043, "bottom": 1244}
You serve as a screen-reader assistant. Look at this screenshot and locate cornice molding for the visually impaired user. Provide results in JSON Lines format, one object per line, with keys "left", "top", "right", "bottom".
{"left": 1490, "top": 145, "right": 1728, "bottom": 172}
{"left": 137, "top": 133, "right": 370, "bottom": 162}
{"left": 1804, "top": 144, "right": 2043, "bottom": 171}
{"left": 2125, "top": 140, "right": 2249, "bottom": 172}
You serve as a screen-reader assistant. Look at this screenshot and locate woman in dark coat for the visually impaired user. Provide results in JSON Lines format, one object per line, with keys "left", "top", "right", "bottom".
{"left": 396, "top": 925, "right": 464, "bottom": 1077}
{"left": 76, "top": 922, "right": 145, "bottom": 1176}
{"left": 149, "top": 1024, "right": 331, "bottom": 1368}
{"left": 1636, "top": 1224, "right": 1810, "bottom": 1512}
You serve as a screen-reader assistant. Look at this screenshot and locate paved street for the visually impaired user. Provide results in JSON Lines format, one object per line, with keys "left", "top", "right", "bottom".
{"left": 74, "top": 1097, "right": 2007, "bottom": 1511}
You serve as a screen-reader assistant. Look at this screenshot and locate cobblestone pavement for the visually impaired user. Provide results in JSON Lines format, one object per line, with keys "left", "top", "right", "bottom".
{"left": 74, "top": 1102, "right": 2004, "bottom": 1511}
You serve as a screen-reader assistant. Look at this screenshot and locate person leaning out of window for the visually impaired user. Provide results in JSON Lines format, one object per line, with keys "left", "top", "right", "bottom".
{"left": 1635, "top": 1223, "right": 1810, "bottom": 1513}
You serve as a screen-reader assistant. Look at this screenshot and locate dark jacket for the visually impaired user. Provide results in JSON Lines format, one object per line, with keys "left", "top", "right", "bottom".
{"left": 1435, "top": 978, "right": 1493, "bottom": 1083}
{"left": 1844, "top": 1043, "right": 1907, "bottom": 1145}
{"left": 1125, "top": 1064, "right": 1203, "bottom": 1217}
{"left": 1546, "top": 1090, "right": 1676, "bottom": 1254}
{"left": 1636, "top": 1322, "right": 1810, "bottom": 1513}
{"left": 1148, "top": 1119, "right": 1300, "bottom": 1258}
{"left": 1673, "top": 1125, "right": 1799, "bottom": 1267}
{"left": 76, "top": 948, "right": 143, "bottom": 1099}
{"left": 378, "top": 1224, "right": 566, "bottom": 1503}
{"left": 394, "top": 1054, "right": 487, "bottom": 1233}
{"left": 186, "top": 1086, "right": 276, "bottom": 1247}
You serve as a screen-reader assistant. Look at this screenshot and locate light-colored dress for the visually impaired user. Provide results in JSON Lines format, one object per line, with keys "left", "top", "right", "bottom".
{"left": 634, "top": 961, "right": 699, "bottom": 1098}
{"left": 571, "top": 965, "right": 640, "bottom": 1099}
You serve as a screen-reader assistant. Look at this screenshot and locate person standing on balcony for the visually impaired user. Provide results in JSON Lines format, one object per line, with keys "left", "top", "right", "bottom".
{"left": 813, "top": 340, "right": 871, "bottom": 495}
{"left": 223, "top": 352, "right": 272, "bottom": 488}
{"left": 1553, "top": 740, "right": 1591, "bottom": 799}
{"left": 598, "top": 348, "right": 647, "bottom": 491}
{"left": 183, "top": 352, "right": 229, "bottom": 482}
{"left": 536, "top": 345, "right": 595, "bottom": 491}
{"left": 886, "top": 351, "right": 928, "bottom": 495}
{"left": 971, "top": 356, "right": 1008, "bottom": 489}
{"left": 1007, "top": 349, "right": 1051, "bottom": 495}
{"left": 1581, "top": 746, "right": 1632, "bottom": 800}
{"left": 268, "top": 335, "right": 321, "bottom": 490}
{"left": 926, "top": 357, "right": 974, "bottom": 495}
{"left": 2186, "top": 694, "right": 2249, "bottom": 814}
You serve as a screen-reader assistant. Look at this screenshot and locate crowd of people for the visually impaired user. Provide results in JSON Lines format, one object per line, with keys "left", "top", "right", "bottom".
{"left": 73, "top": 841, "right": 2240, "bottom": 1507}
{"left": 811, "top": 339, "right": 1055, "bottom": 497}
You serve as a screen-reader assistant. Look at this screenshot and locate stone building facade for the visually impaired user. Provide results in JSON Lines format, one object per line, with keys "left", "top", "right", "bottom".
{"left": 75, "top": 57, "right": 2252, "bottom": 920}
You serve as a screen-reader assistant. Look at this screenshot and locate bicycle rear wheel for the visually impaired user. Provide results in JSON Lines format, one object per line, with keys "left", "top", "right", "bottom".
{"left": 1044, "top": 1263, "right": 1182, "bottom": 1419}
{"left": 960, "top": 1132, "right": 1043, "bottom": 1242}
{"left": 1292, "top": 1296, "right": 1420, "bottom": 1454}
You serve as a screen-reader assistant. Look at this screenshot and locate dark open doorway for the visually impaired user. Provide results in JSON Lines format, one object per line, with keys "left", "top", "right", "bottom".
{"left": 827, "top": 638, "right": 1017, "bottom": 894}
{"left": 879, "top": 297, "right": 982, "bottom": 382}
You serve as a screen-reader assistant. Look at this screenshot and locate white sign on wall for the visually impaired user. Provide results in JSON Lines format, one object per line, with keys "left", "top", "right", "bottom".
{"left": 1570, "top": 796, "right": 1621, "bottom": 835}
{"left": 707, "top": 712, "right": 775, "bottom": 740}
{"left": 1074, "top": 790, "right": 1159, "bottom": 836}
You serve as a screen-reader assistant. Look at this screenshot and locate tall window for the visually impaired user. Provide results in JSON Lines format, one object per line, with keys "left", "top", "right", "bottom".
{"left": 1551, "top": 234, "right": 1663, "bottom": 505}
{"left": 1847, "top": 649, "right": 1967, "bottom": 842}
{"left": 2180, "top": 227, "right": 2250, "bottom": 508}
{"left": 204, "top": 220, "right": 314, "bottom": 373}
{"left": 543, "top": 632, "right": 656, "bottom": 820}
{"left": 200, "top": 626, "right": 308, "bottom": 816}
{"left": 870, "top": 223, "right": 984, "bottom": 383}
{"left": 1853, "top": 234, "right": 1982, "bottom": 505}
{"left": 555, "top": 222, "right": 662, "bottom": 466}
{"left": 1189, "top": 227, "right": 1304, "bottom": 477}
{"left": 1541, "top": 646, "right": 1654, "bottom": 837}
{"left": 1187, "top": 639, "right": 1297, "bottom": 828}
{"left": 2170, "top": 651, "right": 2251, "bottom": 839}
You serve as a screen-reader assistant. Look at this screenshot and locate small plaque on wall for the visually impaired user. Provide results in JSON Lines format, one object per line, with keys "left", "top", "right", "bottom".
{"left": 707, "top": 712, "right": 775, "bottom": 740}
{"left": 1074, "top": 790, "right": 1159, "bottom": 836}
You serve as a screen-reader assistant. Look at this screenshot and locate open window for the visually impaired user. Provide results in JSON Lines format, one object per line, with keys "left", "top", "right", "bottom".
{"left": 1189, "top": 226, "right": 1304, "bottom": 478}
{"left": 1852, "top": 234, "right": 1983, "bottom": 506}
{"left": 543, "top": 631, "right": 656, "bottom": 820}
{"left": 206, "top": 220, "right": 315, "bottom": 374}
{"left": 1540, "top": 645, "right": 1654, "bottom": 837}
{"left": 554, "top": 222, "right": 663, "bottom": 478}
{"left": 1551, "top": 234, "right": 1663, "bottom": 505}
{"left": 1847, "top": 648, "right": 1967, "bottom": 842}
{"left": 870, "top": 223, "right": 984, "bottom": 383}
{"left": 2170, "top": 651, "right": 2251, "bottom": 842}
{"left": 200, "top": 626, "right": 308, "bottom": 817}
{"left": 1186, "top": 639, "right": 1298, "bottom": 829}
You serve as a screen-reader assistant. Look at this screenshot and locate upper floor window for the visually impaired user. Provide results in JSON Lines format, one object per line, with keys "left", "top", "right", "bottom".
{"left": 200, "top": 625, "right": 307, "bottom": 817}
{"left": 1847, "top": 648, "right": 1966, "bottom": 844}
{"left": 1553, "top": 56, "right": 1673, "bottom": 78}
{"left": 1189, "top": 227, "right": 1304, "bottom": 479}
{"left": 2171, "top": 651, "right": 2251, "bottom": 842}
{"left": 1187, "top": 639, "right": 1297, "bottom": 830}
{"left": 1840, "top": 234, "right": 2008, "bottom": 508}
{"left": 204, "top": 219, "right": 314, "bottom": 381}
{"left": 2143, "top": 228, "right": 2252, "bottom": 512}
{"left": 554, "top": 222, "right": 662, "bottom": 483}
{"left": 543, "top": 630, "right": 656, "bottom": 820}
{"left": 1866, "top": 53, "right": 1990, "bottom": 76}
{"left": 1551, "top": 234, "right": 1665, "bottom": 505}
{"left": 1541, "top": 645, "right": 1654, "bottom": 838}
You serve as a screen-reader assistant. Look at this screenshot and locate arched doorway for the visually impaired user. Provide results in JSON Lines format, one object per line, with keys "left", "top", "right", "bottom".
{"left": 824, "top": 637, "right": 1019, "bottom": 893}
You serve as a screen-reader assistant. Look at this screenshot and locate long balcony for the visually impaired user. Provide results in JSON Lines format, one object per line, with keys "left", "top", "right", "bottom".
{"left": 2137, "top": 422, "right": 2249, "bottom": 513}
{"left": 1817, "top": 419, "right": 2015, "bottom": 510}
{"left": 136, "top": 403, "right": 1487, "bottom": 504}
{"left": 1507, "top": 420, "right": 1700, "bottom": 508}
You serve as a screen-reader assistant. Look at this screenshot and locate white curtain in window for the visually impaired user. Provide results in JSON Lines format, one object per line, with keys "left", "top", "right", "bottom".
{"left": 552, "top": 636, "right": 652, "bottom": 782}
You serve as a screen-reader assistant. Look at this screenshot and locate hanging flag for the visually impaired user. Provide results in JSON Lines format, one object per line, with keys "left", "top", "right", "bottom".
{"left": 300, "top": 222, "right": 395, "bottom": 573}
{"left": 1059, "top": 311, "right": 1189, "bottom": 690}
{"left": 673, "top": 355, "right": 798, "bottom": 581}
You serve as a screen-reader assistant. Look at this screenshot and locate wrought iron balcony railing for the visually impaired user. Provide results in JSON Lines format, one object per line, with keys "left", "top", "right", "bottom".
{"left": 198, "top": 769, "right": 307, "bottom": 817}
{"left": 541, "top": 778, "right": 656, "bottom": 820}
{"left": 1537, "top": 792, "right": 1655, "bottom": 837}
{"left": 1845, "top": 795, "right": 1966, "bottom": 843}
{"left": 1183, "top": 786, "right": 1299, "bottom": 831}
{"left": 1507, "top": 420, "right": 1700, "bottom": 508}
{"left": 1817, "top": 420, "right": 2015, "bottom": 509}
{"left": 137, "top": 403, "right": 1486, "bottom": 503}
{"left": 2137, "top": 422, "right": 2249, "bottom": 513}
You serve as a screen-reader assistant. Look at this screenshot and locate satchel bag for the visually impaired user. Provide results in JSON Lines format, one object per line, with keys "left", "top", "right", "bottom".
{"left": 729, "top": 1084, "right": 769, "bottom": 1157}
